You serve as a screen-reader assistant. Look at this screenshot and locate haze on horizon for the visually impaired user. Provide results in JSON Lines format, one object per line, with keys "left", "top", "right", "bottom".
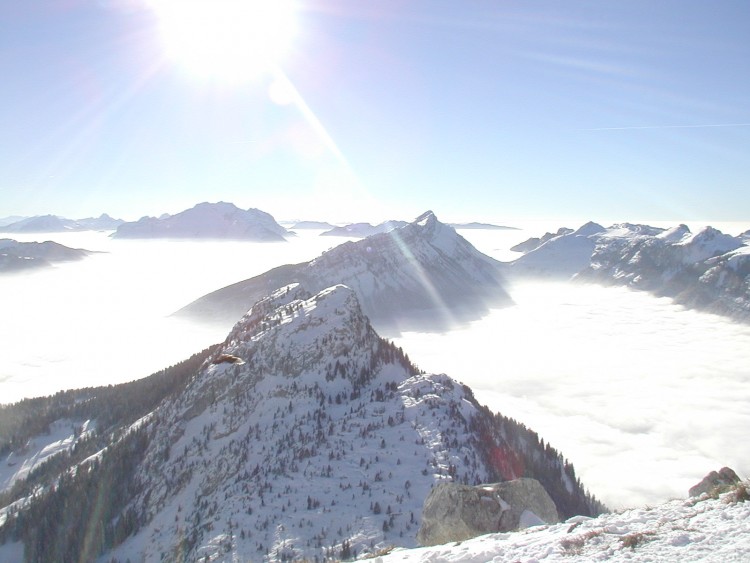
{"left": 1, "top": 1, "right": 748, "bottom": 224}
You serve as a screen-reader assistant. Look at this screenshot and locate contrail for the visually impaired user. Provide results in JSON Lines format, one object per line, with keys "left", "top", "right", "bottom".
{"left": 585, "top": 122, "right": 750, "bottom": 132}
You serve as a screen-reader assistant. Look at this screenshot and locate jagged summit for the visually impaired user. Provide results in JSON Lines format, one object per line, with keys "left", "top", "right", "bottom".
{"left": 414, "top": 210, "right": 436, "bottom": 225}
{"left": 177, "top": 211, "right": 511, "bottom": 334}
{"left": 656, "top": 223, "right": 691, "bottom": 243}
{"left": 572, "top": 221, "right": 605, "bottom": 237}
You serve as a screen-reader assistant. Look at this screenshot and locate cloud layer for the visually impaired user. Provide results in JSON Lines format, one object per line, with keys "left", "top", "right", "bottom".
{"left": 395, "top": 280, "right": 750, "bottom": 509}
{"left": 2, "top": 227, "right": 749, "bottom": 511}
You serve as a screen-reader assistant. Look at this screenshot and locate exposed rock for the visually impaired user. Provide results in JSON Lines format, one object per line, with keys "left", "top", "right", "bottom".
{"left": 417, "top": 479, "right": 559, "bottom": 546}
{"left": 689, "top": 467, "right": 741, "bottom": 497}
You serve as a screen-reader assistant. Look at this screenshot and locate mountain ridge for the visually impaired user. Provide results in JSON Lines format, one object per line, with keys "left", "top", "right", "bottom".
{"left": 112, "top": 202, "right": 290, "bottom": 241}
{"left": 507, "top": 222, "right": 750, "bottom": 322}
{"left": 0, "top": 283, "right": 602, "bottom": 562}
{"left": 176, "top": 211, "right": 512, "bottom": 334}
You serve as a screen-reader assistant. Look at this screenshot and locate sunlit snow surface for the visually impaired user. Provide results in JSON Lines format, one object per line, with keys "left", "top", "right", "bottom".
{"left": 374, "top": 488, "right": 750, "bottom": 562}
{"left": 1, "top": 224, "right": 749, "bottom": 511}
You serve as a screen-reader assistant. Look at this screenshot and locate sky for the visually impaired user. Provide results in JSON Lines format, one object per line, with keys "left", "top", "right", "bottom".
{"left": 1, "top": 0, "right": 749, "bottom": 224}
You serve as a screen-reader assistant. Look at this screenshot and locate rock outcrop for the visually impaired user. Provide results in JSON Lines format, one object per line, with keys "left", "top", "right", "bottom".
{"left": 417, "top": 479, "right": 559, "bottom": 546}
{"left": 689, "top": 467, "right": 741, "bottom": 497}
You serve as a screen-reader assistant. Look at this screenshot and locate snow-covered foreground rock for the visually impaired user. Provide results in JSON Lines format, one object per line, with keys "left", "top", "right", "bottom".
{"left": 376, "top": 484, "right": 750, "bottom": 562}
{"left": 177, "top": 211, "right": 511, "bottom": 333}
{"left": 507, "top": 222, "right": 750, "bottom": 322}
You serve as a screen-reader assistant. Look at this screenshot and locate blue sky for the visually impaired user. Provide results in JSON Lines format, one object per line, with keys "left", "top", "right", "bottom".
{"left": 1, "top": 0, "right": 748, "bottom": 223}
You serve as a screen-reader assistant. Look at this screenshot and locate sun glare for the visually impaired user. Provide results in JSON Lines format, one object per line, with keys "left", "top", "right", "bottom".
{"left": 148, "top": 0, "right": 297, "bottom": 81}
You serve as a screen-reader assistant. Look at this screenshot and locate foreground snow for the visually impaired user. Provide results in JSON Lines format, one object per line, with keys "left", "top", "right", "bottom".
{"left": 376, "top": 486, "right": 750, "bottom": 562}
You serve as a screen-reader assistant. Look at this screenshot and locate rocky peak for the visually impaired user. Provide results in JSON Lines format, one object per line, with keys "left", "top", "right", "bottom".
{"left": 573, "top": 221, "right": 605, "bottom": 237}
{"left": 689, "top": 467, "right": 741, "bottom": 497}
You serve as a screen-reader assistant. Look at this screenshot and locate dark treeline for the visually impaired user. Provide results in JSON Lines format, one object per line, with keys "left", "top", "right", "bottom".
{"left": 0, "top": 344, "right": 221, "bottom": 561}
{"left": 0, "top": 344, "right": 220, "bottom": 457}
{"left": 0, "top": 345, "right": 219, "bottom": 520}
{"left": 465, "top": 384, "right": 607, "bottom": 519}
{"left": 0, "top": 424, "right": 149, "bottom": 562}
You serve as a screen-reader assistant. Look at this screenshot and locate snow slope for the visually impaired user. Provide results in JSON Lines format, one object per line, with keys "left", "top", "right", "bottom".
{"left": 176, "top": 211, "right": 511, "bottom": 333}
{"left": 98, "top": 283, "right": 598, "bottom": 562}
{"left": 0, "top": 419, "right": 95, "bottom": 493}
{"left": 376, "top": 484, "right": 750, "bottom": 562}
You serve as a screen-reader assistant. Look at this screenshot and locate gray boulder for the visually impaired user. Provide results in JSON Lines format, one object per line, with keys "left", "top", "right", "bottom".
{"left": 417, "top": 479, "right": 559, "bottom": 546}
{"left": 689, "top": 467, "right": 741, "bottom": 497}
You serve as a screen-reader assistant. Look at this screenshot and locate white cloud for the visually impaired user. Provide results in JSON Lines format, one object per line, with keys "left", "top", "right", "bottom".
{"left": 395, "top": 281, "right": 750, "bottom": 509}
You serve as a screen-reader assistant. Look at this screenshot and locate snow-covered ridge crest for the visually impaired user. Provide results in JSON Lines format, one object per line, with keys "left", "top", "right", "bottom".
{"left": 177, "top": 210, "right": 512, "bottom": 333}
{"left": 507, "top": 221, "right": 750, "bottom": 322}
{"left": 93, "top": 283, "right": 601, "bottom": 562}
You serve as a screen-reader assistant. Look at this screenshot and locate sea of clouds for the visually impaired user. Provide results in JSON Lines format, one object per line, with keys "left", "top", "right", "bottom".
{"left": 1, "top": 224, "right": 748, "bottom": 510}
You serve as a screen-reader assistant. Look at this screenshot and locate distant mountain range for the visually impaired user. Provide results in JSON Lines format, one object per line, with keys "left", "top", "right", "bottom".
{"left": 320, "top": 220, "right": 408, "bottom": 238}
{"left": 0, "top": 214, "right": 123, "bottom": 233}
{"left": 0, "top": 239, "right": 91, "bottom": 272}
{"left": 0, "top": 283, "right": 603, "bottom": 562}
{"left": 449, "top": 222, "right": 519, "bottom": 230}
{"left": 288, "top": 220, "right": 335, "bottom": 230}
{"left": 176, "top": 211, "right": 512, "bottom": 333}
{"left": 112, "top": 202, "right": 291, "bottom": 241}
{"left": 507, "top": 222, "right": 750, "bottom": 322}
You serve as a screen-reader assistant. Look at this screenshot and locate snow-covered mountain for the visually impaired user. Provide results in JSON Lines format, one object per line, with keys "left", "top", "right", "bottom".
{"left": 112, "top": 202, "right": 290, "bottom": 241}
{"left": 0, "top": 238, "right": 90, "bottom": 272}
{"left": 449, "top": 222, "right": 518, "bottom": 231}
{"left": 0, "top": 216, "right": 27, "bottom": 228}
{"left": 374, "top": 482, "right": 750, "bottom": 562}
{"left": 507, "top": 222, "right": 750, "bottom": 322}
{"left": 75, "top": 213, "right": 124, "bottom": 231}
{"left": 320, "top": 220, "right": 408, "bottom": 238}
{"left": 289, "top": 220, "right": 335, "bottom": 230}
{"left": 0, "top": 214, "right": 124, "bottom": 233}
{"left": 176, "top": 211, "right": 511, "bottom": 333}
{"left": 0, "top": 283, "right": 602, "bottom": 562}
{"left": 0, "top": 215, "right": 79, "bottom": 233}
{"left": 510, "top": 227, "right": 574, "bottom": 253}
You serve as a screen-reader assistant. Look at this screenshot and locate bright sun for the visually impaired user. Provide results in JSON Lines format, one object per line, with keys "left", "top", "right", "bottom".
{"left": 148, "top": 0, "right": 297, "bottom": 81}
